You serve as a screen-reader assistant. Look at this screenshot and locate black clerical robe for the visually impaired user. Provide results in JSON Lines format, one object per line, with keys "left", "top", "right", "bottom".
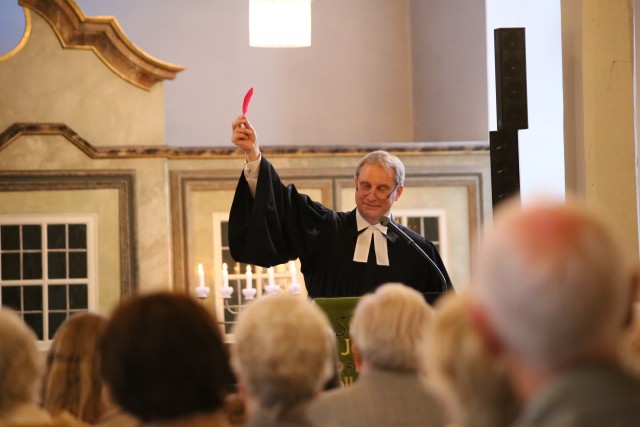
{"left": 228, "top": 157, "right": 452, "bottom": 303}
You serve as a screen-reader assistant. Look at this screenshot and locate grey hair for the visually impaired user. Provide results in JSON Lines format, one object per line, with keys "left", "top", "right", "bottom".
{"left": 231, "top": 295, "right": 334, "bottom": 409}
{"left": 474, "top": 196, "right": 633, "bottom": 370}
{"left": 0, "top": 309, "right": 43, "bottom": 412}
{"left": 351, "top": 283, "right": 434, "bottom": 371}
{"left": 354, "top": 151, "right": 405, "bottom": 186}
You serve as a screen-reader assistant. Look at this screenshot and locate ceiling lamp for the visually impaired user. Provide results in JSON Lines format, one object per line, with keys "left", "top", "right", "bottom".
{"left": 249, "top": 0, "right": 312, "bottom": 48}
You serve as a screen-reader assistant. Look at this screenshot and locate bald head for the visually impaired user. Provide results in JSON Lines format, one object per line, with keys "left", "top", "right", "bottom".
{"left": 473, "top": 197, "right": 634, "bottom": 369}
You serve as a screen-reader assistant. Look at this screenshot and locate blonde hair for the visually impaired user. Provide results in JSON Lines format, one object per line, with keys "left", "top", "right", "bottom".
{"left": 0, "top": 308, "right": 42, "bottom": 413}
{"left": 425, "top": 291, "right": 518, "bottom": 427}
{"left": 231, "top": 295, "right": 333, "bottom": 409}
{"left": 42, "top": 312, "right": 108, "bottom": 423}
{"left": 350, "top": 283, "right": 433, "bottom": 371}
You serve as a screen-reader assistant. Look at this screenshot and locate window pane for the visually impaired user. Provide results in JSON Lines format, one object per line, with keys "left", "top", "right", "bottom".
{"left": 1, "top": 286, "right": 21, "bottom": 310}
{"left": 69, "top": 285, "right": 88, "bottom": 309}
{"left": 48, "top": 252, "right": 67, "bottom": 279}
{"left": 23, "top": 286, "right": 42, "bottom": 311}
{"left": 24, "top": 313, "right": 43, "bottom": 340}
{"left": 222, "top": 250, "right": 234, "bottom": 268}
{"left": 68, "top": 225, "right": 86, "bottom": 249}
{"left": 48, "top": 313, "right": 68, "bottom": 340}
{"left": 423, "top": 217, "right": 439, "bottom": 241}
{"left": 23, "top": 252, "right": 42, "bottom": 280}
{"left": 47, "top": 225, "right": 66, "bottom": 249}
{"left": 1, "top": 253, "right": 21, "bottom": 280}
{"left": 22, "top": 225, "right": 41, "bottom": 250}
{"left": 221, "top": 222, "right": 229, "bottom": 246}
{"left": 407, "top": 217, "right": 421, "bottom": 234}
{"left": 0, "top": 225, "right": 20, "bottom": 250}
{"left": 232, "top": 262, "right": 245, "bottom": 275}
{"left": 69, "top": 252, "right": 87, "bottom": 278}
{"left": 48, "top": 285, "right": 67, "bottom": 310}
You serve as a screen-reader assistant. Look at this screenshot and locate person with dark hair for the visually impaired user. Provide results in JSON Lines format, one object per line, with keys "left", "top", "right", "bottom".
{"left": 98, "top": 292, "right": 235, "bottom": 427}
{"left": 228, "top": 116, "right": 451, "bottom": 303}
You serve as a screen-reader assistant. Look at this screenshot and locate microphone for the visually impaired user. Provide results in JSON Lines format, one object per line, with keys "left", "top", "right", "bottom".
{"left": 380, "top": 215, "right": 448, "bottom": 292}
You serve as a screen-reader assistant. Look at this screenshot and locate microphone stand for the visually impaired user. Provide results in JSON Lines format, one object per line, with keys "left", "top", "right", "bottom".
{"left": 379, "top": 215, "right": 448, "bottom": 293}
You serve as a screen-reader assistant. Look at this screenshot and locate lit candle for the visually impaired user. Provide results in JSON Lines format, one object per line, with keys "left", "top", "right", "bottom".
{"left": 195, "top": 263, "right": 210, "bottom": 299}
{"left": 197, "top": 263, "right": 205, "bottom": 288}
{"left": 246, "top": 265, "right": 253, "bottom": 289}
{"left": 222, "top": 263, "right": 230, "bottom": 289}
{"left": 288, "top": 261, "right": 301, "bottom": 295}
{"left": 289, "top": 261, "right": 297, "bottom": 285}
{"left": 268, "top": 266, "right": 275, "bottom": 286}
{"left": 219, "top": 262, "right": 234, "bottom": 299}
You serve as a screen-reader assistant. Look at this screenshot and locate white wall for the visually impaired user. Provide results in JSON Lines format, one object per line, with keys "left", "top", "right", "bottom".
{"left": 1, "top": 0, "right": 567, "bottom": 204}
{"left": 1, "top": 0, "right": 491, "bottom": 148}
{"left": 411, "top": 0, "right": 488, "bottom": 142}
{"left": 74, "top": 0, "right": 414, "bottom": 148}
{"left": 486, "top": 0, "right": 565, "bottom": 201}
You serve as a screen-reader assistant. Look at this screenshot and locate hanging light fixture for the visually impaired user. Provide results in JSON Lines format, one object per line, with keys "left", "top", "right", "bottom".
{"left": 249, "top": 0, "right": 312, "bottom": 48}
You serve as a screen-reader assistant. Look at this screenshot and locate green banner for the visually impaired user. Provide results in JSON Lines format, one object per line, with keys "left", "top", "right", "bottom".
{"left": 314, "top": 297, "right": 360, "bottom": 387}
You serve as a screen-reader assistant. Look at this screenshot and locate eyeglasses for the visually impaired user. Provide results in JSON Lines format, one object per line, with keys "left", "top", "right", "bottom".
{"left": 356, "top": 181, "right": 401, "bottom": 200}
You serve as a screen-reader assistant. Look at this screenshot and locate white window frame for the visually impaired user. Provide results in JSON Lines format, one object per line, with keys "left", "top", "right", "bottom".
{"left": 212, "top": 212, "right": 305, "bottom": 342}
{"left": 392, "top": 208, "right": 448, "bottom": 266}
{"left": 0, "top": 214, "right": 98, "bottom": 350}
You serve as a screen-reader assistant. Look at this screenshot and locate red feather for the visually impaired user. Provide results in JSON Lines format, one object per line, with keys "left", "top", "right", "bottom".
{"left": 242, "top": 87, "right": 254, "bottom": 115}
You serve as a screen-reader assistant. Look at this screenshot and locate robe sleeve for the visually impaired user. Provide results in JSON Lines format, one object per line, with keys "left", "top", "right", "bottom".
{"left": 228, "top": 156, "right": 327, "bottom": 267}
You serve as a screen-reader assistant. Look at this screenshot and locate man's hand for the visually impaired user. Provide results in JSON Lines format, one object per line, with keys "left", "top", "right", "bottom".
{"left": 231, "top": 116, "right": 260, "bottom": 162}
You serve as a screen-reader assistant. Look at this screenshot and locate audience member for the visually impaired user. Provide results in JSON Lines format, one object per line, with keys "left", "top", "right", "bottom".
{"left": 221, "top": 393, "right": 247, "bottom": 427}
{"left": 321, "top": 326, "right": 342, "bottom": 392}
{"left": 471, "top": 196, "right": 640, "bottom": 426}
{"left": 231, "top": 295, "right": 334, "bottom": 427}
{"left": 308, "top": 283, "right": 445, "bottom": 427}
{"left": 424, "top": 290, "right": 518, "bottom": 427}
{"left": 42, "top": 312, "right": 108, "bottom": 424}
{"left": 98, "top": 292, "right": 235, "bottom": 427}
{"left": 0, "top": 308, "right": 86, "bottom": 427}
{"left": 94, "top": 386, "right": 139, "bottom": 427}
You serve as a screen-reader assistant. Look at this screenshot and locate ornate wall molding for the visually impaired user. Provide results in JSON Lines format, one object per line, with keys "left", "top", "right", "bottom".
{"left": 19, "top": 0, "right": 184, "bottom": 90}
{"left": 0, "top": 122, "right": 489, "bottom": 159}
{"left": 0, "top": 170, "right": 138, "bottom": 297}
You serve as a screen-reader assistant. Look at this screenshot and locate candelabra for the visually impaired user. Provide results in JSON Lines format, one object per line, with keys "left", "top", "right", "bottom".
{"left": 194, "top": 261, "right": 304, "bottom": 334}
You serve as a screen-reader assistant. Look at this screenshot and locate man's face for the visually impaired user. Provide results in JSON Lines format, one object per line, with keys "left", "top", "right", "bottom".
{"left": 354, "top": 163, "right": 403, "bottom": 224}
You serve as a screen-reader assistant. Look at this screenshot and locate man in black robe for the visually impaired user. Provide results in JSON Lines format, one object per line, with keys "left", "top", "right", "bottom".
{"left": 228, "top": 116, "right": 452, "bottom": 304}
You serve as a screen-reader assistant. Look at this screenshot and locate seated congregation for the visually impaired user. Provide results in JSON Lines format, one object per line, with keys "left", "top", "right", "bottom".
{"left": 1, "top": 197, "right": 640, "bottom": 427}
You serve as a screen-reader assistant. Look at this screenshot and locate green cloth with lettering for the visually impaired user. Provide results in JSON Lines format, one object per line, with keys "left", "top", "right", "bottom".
{"left": 314, "top": 297, "right": 360, "bottom": 386}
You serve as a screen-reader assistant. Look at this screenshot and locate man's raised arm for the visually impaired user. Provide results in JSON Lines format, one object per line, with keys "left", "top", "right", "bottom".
{"left": 231, "top": 115, "right": 261, "bottom": 197}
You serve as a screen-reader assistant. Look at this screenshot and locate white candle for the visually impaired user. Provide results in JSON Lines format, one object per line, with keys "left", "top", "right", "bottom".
{"left": 195, "top": 263, "right": 210, "bottom": 299}
{"left": 197, "top": 263, "right": 205, "bottom": 288}
{"left": 246, "top": 265, "right": 253, "bottom": 289}
{"left": 222, "top": 263, "right": 230, "bottom": 288}
{"left": 268, "top": 266, "right": 275, "bottom": 286}
{"left": 289, "top": 261, "right": 297, "bottom": 285}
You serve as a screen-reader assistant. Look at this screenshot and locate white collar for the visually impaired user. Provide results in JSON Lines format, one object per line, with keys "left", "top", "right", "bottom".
{"left": 355, "top": 209, "right": 389, "bottom": 234}
{"left": 354, "top": 210, "right": 390, "bottom": 266}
